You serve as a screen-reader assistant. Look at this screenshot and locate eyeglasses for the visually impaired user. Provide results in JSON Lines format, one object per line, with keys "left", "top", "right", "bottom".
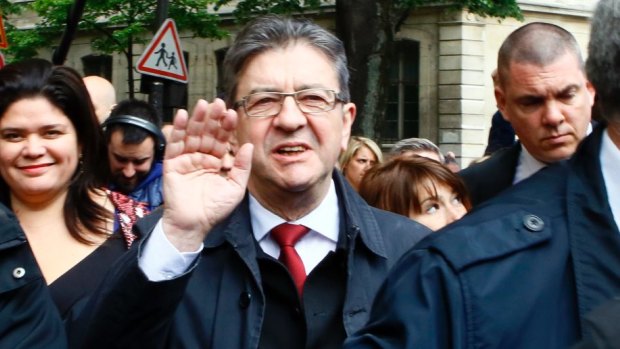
{"left": 233, "top": 88, "right": 346, "bottom": 118}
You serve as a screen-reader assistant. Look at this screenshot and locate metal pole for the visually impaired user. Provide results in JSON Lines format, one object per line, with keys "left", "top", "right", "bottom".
{"left": 149, "top": 0, "right": 170, "bottom": 123}
{"left": 155, "top": 0, "right": 169, "bottom": 30}
{"left": 149, "top": 81, "right": 165, "bottom": 124}
{"left": 52, "top": 0, "right": 87, "bottom": 65}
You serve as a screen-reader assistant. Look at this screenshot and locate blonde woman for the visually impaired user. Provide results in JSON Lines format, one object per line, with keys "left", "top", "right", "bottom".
{"left": 338, "top": 136, "right": 383, "bottom": 191}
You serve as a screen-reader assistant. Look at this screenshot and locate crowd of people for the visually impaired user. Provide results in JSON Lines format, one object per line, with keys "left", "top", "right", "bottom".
{"left": 2, "top": 0, "right": 620, "bottom": 347}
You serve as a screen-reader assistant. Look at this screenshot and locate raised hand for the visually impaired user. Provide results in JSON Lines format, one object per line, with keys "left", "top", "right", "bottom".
{"left": 161, "top": 99, "right": 253, "bottom": 252}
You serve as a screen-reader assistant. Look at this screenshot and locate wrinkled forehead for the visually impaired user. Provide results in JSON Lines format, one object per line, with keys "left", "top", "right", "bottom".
{"left": 235, "top": 43, "right": 340, "bottom": 97}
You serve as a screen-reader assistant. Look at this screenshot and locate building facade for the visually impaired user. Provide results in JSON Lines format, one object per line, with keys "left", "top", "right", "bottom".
{"left": 7, "top": 0, "right": 598, "bottom": 166}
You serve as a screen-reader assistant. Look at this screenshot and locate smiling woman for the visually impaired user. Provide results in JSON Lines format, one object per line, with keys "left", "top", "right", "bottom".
{"left": 0, "top": 59, "right": 144, "bottom": 328}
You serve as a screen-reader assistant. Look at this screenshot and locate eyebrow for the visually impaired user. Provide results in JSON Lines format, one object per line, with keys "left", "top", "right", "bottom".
{"left": 246, "top": 84, "right": 329, "bottom": 95}
{"left": 112, "top": 153, "right": 151, "bottom": 161}
{"left": 0, "top": 124, "right": 68, "bottom": 132}
{"left": 517, "top": 83, "right": 581, "bottom": 100}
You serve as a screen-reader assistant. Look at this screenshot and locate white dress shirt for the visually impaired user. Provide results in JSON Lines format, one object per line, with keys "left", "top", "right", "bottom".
{"left": 139, "top": 180, "right": 340, "bottom": 281}
{"left": 513, "top": 145, "right": 547, "bottom": 185}
{"left": 250, "top": 180, "right": 339, "bottom": 275}
{"left": 513, "top": 123, "right": 594, "bottom": 185}
{"left": 601, "top": 130, "right": 620, "bottom": 231}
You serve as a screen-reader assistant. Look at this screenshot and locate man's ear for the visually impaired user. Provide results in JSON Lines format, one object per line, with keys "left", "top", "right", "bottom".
{"left": 494, "top": 87, "right": 510, "bottom": 122}
{"left": 341, "top": 102, "right": 356, "bottom": 152}
{"left": 586, "top": 80, "right": 596, "bottom": 109}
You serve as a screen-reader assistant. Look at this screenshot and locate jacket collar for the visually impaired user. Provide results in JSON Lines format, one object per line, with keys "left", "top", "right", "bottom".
{"left": 566, "top": 122, "right": 620, "bottom": 331}
{"left": 203, "top": 170, "right": 388, "bottom": 260}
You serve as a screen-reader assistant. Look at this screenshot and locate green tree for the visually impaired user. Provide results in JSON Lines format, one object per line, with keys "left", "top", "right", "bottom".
{"left": 220, "top": 0, "right": 522, "bottom": 139}
{"left": 4, "top": 0, "right": 226, "bottom": 97}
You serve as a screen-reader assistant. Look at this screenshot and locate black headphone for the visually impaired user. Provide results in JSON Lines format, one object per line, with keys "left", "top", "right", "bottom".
{"left": 102, "top": 115, "right": 166, "bottom": 160}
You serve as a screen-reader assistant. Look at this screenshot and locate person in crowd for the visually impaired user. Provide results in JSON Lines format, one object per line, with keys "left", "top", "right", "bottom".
{"left": 0, "top": 201, "right": 67, "bottom": 349}
{"left": 459, "top": 22, "right": 595, "bottom": 207}
{"left": 344, "top": 7, "right": 620, "bottom": 347}
{"left": 103, "top": 99, "right": 165, "bottom": 212}
{"left": 484, "top": 110, "right": 516, "bottom": 156}
{"left": 0, "top": 59, "right": 142, "bottom": 325}
{"left": 83, "top": 75, "right": 116, "bottom": 124}
{"left": 443, "top": 151, "right": 461, "bottom": 172}
{"left": 484, "top": 70, "right": 516, "bottom": 156}
{"left": 389, "top": 137, "right": 444, "bottom": 162}
{"left": 338, "top": 136, "right": 383, "bottom": 191}
{"left": 72, "top": 15, "right": 431, "bottom": 349}
{"left": 359, "top": 155, "right": 470, "bottom": 231}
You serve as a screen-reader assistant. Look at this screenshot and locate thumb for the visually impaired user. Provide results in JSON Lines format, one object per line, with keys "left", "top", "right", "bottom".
{"left": 229, "top": 143, "right": 254, "bottom": 187}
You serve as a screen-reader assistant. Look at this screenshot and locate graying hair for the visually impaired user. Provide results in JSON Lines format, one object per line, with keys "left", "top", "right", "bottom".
{"left": 586, "top": 0, "right": 620, "bottom": 123}
{"left": 223, "top": 15, "right": 350, "bottom": 106}
{"left": 497, "top": 22, "right": 585, "bottom": 87}
{"left": 390, "top": 138, "right": 444, "bottom": 163}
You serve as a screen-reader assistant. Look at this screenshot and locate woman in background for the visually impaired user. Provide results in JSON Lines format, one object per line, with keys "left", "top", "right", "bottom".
{"left": 0, "top": 58, "right": 142, "bottom": 323}
{"left": 359, "top": 155, "right": 471, "bottom": 231}
{"left": 339, "top": 136, "right": 383, "bottom": 191}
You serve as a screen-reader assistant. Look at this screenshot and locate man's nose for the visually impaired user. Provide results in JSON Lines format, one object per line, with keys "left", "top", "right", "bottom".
{"left": 542, "top": 100, "right": 565, "bottom": 127}
{"left": 122, "top": 163, "right": 136, "bottom": 178}
{"left": 273, "top": 96, "right": 308, "bottom": 131}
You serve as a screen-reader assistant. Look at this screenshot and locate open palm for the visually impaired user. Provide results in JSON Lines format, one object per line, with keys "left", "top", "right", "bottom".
{"left": 161, "top": 99, "right": 253, "bottom": 252}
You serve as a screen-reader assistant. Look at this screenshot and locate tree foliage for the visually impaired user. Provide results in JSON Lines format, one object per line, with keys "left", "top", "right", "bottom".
{"left": 5, "top": 0, "right": 225, "bottom": 60}
{"left": 3, "top": 0, "right": 226, "bottom": 95}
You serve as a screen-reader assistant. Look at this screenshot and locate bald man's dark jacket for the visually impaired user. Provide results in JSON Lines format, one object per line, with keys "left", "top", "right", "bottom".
{"left": 459, "top": 143, "right": 521, "bottom": 207}
{"left": 345, "top": 123, "right": 620, "bottom": 348}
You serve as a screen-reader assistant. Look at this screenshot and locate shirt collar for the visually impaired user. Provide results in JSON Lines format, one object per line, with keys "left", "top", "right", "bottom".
{"left": 514, "top": 144, "right": 547, "bottom": 184}
{"left": 249, "top": 180, "right": 340, "bottom": 244}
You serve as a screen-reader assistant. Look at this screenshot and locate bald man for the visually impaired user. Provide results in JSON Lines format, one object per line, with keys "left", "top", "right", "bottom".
{"left": 83, "top": 75, "right": 117, "bottom": 123}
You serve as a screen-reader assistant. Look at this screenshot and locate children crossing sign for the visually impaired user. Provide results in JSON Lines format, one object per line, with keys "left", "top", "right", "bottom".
{"left": 136, "top": 19, "right": 188, "bottom": 83}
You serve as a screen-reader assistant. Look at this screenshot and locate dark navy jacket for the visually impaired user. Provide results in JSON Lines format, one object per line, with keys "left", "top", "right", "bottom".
{"left": 459, "top": 142, "right": 521, "bottom": 207}
{"left": 73, "top": 171, "right": 431, "bottom": 349}
{"left": 345, "top": 123, "right": 620, "bottom": 348}
{"left": 0, "top": 203, "right": 67, "bottom": 349}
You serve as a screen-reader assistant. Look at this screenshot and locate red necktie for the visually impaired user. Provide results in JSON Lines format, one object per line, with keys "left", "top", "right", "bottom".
{"left": 270, "top": 223, "right": 310, "bottom": 296}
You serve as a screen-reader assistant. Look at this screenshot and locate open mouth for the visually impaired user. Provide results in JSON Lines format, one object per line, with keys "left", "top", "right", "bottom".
{"left": 275, "top": 145, "right": 307, "bottom": 155}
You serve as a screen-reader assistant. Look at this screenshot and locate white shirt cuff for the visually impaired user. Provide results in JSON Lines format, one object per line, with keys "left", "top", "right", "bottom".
{"left": 138, "top": 219, "right": 203, "bottom": 281}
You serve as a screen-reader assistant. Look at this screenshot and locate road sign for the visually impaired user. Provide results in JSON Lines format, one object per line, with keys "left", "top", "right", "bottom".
{"left": 0, "top": 15, "right": 8, "bottom": 49}
{"left": 136, "top": 19, "right": 188, "bottom": 83}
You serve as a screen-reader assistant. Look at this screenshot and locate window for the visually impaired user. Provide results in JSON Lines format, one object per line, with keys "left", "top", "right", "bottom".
{"left": 215, "top": 47, "right": 228, "bottom": 99}
{"left": 381, "top": 40, "right": 420, "bottom": 144}
{"left": 81, "top": 54, "right": 112, "bottom": 81}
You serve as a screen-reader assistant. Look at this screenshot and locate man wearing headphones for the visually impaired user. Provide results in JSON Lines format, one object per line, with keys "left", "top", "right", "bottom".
{"left": 103, "top": 99, "right": 166, "bottom": 212}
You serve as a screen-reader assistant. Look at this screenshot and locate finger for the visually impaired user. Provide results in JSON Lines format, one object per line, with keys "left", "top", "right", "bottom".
{"left": 198, "top": 102, "right": 238, "bottom": 158}
{"left": 183, "top": 99, "right": 226, "bottom": 154}
{"left": 165, "top": 109, "right": 189, "bottom": 159}
{"left": 211, "top": 108, "right": 239, "bottom": 157}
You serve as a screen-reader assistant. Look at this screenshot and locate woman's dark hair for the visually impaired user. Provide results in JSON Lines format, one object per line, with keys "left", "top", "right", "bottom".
{"left": 359, "top": 155, "right": 472, "bottom": 217}
{"left": 0, "top": 58, "right": 110, "bottom": 243}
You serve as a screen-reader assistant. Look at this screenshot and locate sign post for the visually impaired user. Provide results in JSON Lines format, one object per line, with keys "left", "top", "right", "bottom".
{"left": 136, "top": 19, "right": 188, "bottom": 83}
